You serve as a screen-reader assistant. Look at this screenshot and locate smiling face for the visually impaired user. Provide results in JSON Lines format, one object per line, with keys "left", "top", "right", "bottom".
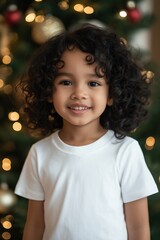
{"left": 52, "top": 48, "right": 112, "bottom": 132}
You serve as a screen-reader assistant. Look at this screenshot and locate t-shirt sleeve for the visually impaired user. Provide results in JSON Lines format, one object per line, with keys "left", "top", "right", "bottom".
{"left": 118, "top": 141, "right": 158, "bottom": 203}
{"left": 14, "top": 145, "right": 45, "bottom": 201}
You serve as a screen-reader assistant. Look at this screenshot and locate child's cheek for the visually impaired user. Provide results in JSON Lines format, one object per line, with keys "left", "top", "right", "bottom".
{"left": 52, "top": 85, "right": 57, "bottom": 93}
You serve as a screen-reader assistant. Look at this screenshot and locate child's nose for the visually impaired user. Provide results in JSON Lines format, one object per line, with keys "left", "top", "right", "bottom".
{"left": 70, "top": 86, "right": 88, "bottom": 100}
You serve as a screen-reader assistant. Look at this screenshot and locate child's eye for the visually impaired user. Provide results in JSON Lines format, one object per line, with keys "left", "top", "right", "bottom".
{"left": 59, "top": 80, "right": 72, "bottom": 86}
{"left": 88, "top": 81, "right": 100, "bottom": 87}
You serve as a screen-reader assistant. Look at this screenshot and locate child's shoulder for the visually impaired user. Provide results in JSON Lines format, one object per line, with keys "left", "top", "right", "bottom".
{"left": 111, "top": 130, "right": 138, "bottom": 145}
{"left": 32, "top": 131, "right": 57, "bottom": 150}
{"left": 110, "top": 130, "right": 140, "bottom": 152}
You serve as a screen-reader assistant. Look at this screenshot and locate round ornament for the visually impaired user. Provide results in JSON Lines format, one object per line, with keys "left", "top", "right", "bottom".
{"left": 32, "top": 16, "right": 65, "bottom": 44}
{"left": 127, "top": 7, "right": 142, "bottom": 23}
{"left": 4, "top": 5, "right": 22, "bottom": 26}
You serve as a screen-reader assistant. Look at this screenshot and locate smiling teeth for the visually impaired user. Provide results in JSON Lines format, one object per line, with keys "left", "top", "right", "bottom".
{"left": 70, "top": 106, "right": 88, "bottom": 110}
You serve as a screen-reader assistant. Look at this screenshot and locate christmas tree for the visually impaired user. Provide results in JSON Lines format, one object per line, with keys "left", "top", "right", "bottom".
{"left": 0, "top": 0, "right": 159, "bottom": 239}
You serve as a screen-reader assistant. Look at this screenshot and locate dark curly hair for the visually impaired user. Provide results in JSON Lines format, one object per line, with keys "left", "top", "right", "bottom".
{"left": 18, "top": 23, "right": 152, "bottom": 138}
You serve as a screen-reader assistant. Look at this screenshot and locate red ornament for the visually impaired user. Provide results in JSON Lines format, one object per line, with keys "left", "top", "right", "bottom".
{"left": 127, "top": 7, "right": 142, "bottom": 23}
{"left": 4, "top": 5, "right": 22, "bottom": 26}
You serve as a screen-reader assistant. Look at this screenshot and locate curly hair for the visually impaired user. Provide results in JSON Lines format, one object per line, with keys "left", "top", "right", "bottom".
{"left": 18, "top": 23, "right": 152, "bottom": 138}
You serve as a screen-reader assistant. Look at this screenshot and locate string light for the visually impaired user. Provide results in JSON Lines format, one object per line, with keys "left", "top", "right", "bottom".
{"left": 35, "top": 15, "right": 45, "bottom": 23}
{"left": 25, "top": 13, "right": 36, "bottom": 22}
{"left": 2, "top": 163, "right": 11, "bottom": 171}
{"left": 25, "top": 9, "right": 36, "bottom": 23}
{"left": 73, "top": 4, "right": 94, "bottom": 14}
{"left": 1, "top": 215, "right": 14, "bottom": 227}
{"left": 8, "top": 111, "right": 20, "bottom": 121}
{"left": 145, "top": 136, "right": 155, "bottom": 150}
{"left": 2, "top": 158, "right": 11, "bottom": 171}
{"left": 119, "top": 10, "right": 127, "bottom": 18}
{"left": 2, "top": 55, "right": 11, "bottom": 65}
{"left": 2, "top": 231, "right": 11, "bottom": 239}
{"left": 74, "top": 4, "right": 84, "bottom": 12}
{"left": 8, "top": 111, "right": 22, "bottom": 133}
{"left": 0, "top": 79, "right": 4, "bottom": 88}
{"left": 58, "top": 1, "right": 69, "bottom": 10}
{"left": 84, "top": 6, "right": 94, "bottom": 14}
{"left": 12, "top": 122, "right": 22, "bottom": 131}
{"left": 2, "top": 220, "right": 12, "bottom": 229}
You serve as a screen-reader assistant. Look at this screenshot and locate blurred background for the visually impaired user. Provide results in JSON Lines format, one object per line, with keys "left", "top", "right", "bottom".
{"left": 0, "top": 0, "right": 160, "bottom": 239}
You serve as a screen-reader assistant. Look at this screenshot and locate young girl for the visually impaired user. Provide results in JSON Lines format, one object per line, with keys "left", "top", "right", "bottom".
{"left": 15, "top": 24, "right": 158, "bottom": 240}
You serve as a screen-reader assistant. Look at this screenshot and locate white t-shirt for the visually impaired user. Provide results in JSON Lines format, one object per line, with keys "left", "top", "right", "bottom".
{"left": 15, "top": 130, "right": 158, "bottom": 240}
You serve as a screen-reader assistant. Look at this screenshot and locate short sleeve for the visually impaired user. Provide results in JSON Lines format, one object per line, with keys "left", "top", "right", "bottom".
{"left": 118, "top": 141, "right": 158, "bottom": 203}
{"left": 15, "top": 145, "right": 45, "bottom": 200}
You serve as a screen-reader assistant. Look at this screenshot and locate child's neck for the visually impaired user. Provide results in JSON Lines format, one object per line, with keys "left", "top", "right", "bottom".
{"left": 58, "top": 125, "right": 107, "bottom": 146}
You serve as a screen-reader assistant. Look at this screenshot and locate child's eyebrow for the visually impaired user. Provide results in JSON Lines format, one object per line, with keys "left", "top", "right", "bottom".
{"left": 55, "top": 72, "right": 73, "bottom": 77}
{"left": 55, "top": 72, "right": 104, "bottom": 79}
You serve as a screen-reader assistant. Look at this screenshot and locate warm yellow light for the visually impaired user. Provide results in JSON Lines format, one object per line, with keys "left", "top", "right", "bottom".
{"left": 2, "top": 55, "right": 11, "bottom": 65}
{"left": 2, "top": 232, "right": 11, "bottom": 239}
{"left": 35, "top": 15, "right": 45, "bottom": 23}
{"left": 58, "top": 1, "right": 69, "bottom": 10}
{"left": 8, "top": 111, "right": 20, "bottom": 121}
{"left": 119, "top": 10, "right": 127, "bottom": 18}
{"left": 84, "top": 6, "right": 94, "bottom": 14}
{"left": 2, "top": 221, "right": 12, "bottom": 229}
{"left": 145, "top": 136, "right": 155, "bottom": 150}
{"left": 2, "top": 158, "right": 11, "bottom": 165}
{"left": 25, "top": 12, "right": 36, "bottom": 22}
{"left": 0, "top": 79, "right": 4, "bottom": 88}
{"left": 2, "top": 158, "right": 11, "bottom": 171}
{"left": 35, "top": 0, "right": 43, "bottom": 2}
{"left": 146, "top": 136, "right": 155, "bottom": 147}
{"left": 2, "top": 165, "right": 11, "bottom": 172}
{"left": 12, "top": 122, "right": 22, "bottom": 131}
{"left": 2, "top": 165, "right": 11, "bottom": 171}
{"left": 74, "top": 4, "right": 84, "bottom": 12}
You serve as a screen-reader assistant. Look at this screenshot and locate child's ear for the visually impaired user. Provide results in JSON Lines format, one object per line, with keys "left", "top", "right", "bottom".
{"left": 108, "top": 98, "right": 113, "bottom": 106}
